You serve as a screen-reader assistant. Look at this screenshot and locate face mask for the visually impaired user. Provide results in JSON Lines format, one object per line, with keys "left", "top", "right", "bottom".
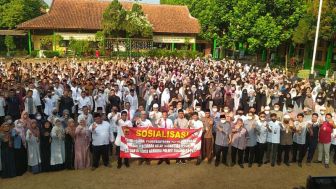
{"left": 320, "top": 111, "right": 325, "bottom": 115}
{"left": 288, "top": 109, "right": 292, "bottom": 113}
{"left": 7, "top": 119, "right": 12, "bottom": 124}
{"left": 220, "top": 119, "right": 226, "bottom": 124}
{"left": 274, "top": 108, "right": 279, "bottom": 111}
{"left": 265, "top": 111, "right": 270, "bottom": 115}
{"left": 212, "top": 108, "right": 217, "bottom": 112}
{"left": 224, "top": 109, "right": 229, "bottom": 113}
{"left": 260, "top": 118, "right": 265, "bottom": 121}
{"left": 248, "top": 116, "right": 253, "bottom": 120}
{"left": 36, "top": 116, "right": 42, "bottom": 120}
{"left": 196, "top": 108, "right": 201, "bottom": 112}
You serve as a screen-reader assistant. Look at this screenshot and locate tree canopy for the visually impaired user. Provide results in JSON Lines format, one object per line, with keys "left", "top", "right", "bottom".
{"left": 102, "top": 0, "right": 152, "bottom": 38}
{"left": 0, "top": 0, "right": 47, "bottom": 29}
{"left": 161, "top": 0, "right": 306, "bottom": 52}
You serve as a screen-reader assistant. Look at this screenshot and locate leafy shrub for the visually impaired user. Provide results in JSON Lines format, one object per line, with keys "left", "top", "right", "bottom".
{"left": 43, "top": 50, "right": 60, "bottom": 58}
{"left": 30, "top": 50, "right": 39, "bottom": 57}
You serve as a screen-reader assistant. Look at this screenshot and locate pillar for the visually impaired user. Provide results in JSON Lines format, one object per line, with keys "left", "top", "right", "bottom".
{"left": 171, "top": 43, "right": 175, "bottom": 51}
{"left": 324, "top": 42, "right": 333, "bottom": 76}
{"left": 53, "top": 31, "right": 56, "bottom": 51}
{"left": 212, "top": 38, "right": 217, "bottom": 58}
{"left": 28, "top": 30, "right": 32, "bottom": 54}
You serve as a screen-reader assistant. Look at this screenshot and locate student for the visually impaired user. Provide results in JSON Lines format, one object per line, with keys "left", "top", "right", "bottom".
{"left": 214, "top": 114, "right": 232, "bottom": 167}
{"left": 50, "top": 119, "right": 65, "bottom": 171}
{"left": 74, "top": 118, "right": 91, "bottom": 169}
{"left": 115, "top": 111, "right": 132, "bottom": 169}
{"left": 90, "top": 113, "right": 114, "bottom": 170}
{"left": 26, "top": 120, "right": 41, "bottom": 174}
{"left": 40, "top": 121, "right": 52, "bottom": 172}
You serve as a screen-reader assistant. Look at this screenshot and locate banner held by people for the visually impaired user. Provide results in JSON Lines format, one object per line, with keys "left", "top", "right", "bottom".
{"left": 120, "top": 127, "right": 202, "bottom": 158}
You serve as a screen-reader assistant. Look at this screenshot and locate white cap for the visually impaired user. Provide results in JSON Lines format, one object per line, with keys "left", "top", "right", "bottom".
{"left": 153, "top": 104, "right": 159, "bottom": 108}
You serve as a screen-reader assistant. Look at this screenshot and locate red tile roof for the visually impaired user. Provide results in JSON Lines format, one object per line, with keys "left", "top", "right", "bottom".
{"left": 17, "top": 0, "right": 200, "bottom": 34}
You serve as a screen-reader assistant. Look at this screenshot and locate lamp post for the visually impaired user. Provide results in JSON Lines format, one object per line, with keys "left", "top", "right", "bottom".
{"left": 311, "top": 0, "right": 323, "bottom": 75}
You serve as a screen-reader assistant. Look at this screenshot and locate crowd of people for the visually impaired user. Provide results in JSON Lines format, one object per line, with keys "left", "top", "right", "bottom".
{"left": 0, "top": 57, "right": 336, "bottom": 179}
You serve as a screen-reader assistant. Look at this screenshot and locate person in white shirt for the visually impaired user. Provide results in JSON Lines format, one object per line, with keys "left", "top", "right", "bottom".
{"left": 136, "top": 111, "right": 152, "bottom": 128}
{"left": 89, "top": 113, "right": 114, "bottom": 170}
{"left": 70, "top": 82, "right": 82, "bottom": 101}
{"left": 123, "top": 102, "right": 135, "bottom": 121}
{"left": 43, "top": 90, "right": 58, "bottom": 117}
{"left": 157, "top": 111, "right": 174, "bottom": 129}
{"left": 107, "top": 106, "right": 120, "bottom": 138}
{"left": 135, "top": 111, "right": 152, "bottom": 165}
{"left": 265, "top": 113, "right": 281, "bottom": 167}
{"left": 115, "top": 111, "right": 133, "bottom": 169}
{"left": 188, "top": 112, "right": 204, "bottom": 165}
{"left": 77, "top": 91, "right": 92, "bottom": 114}
{"left": 94, "top": 89, "right": 107, "bottom": 114}
{"left": 54, "top": 81, "right": 64, "bottom": 97}
{"left": 125, "top": 89, "right": 138, "bottom": 111}
{"left": 256, "top": 112, "right": 269, "bottom": 167}
{"left": 78, "top": 106, "right": 94, "bottom": 128}
{"left": 29, "top": 83, "right": 42, "bottom": 110}
{"left": 157, "top": 111, "right": 173, "bottom": 165}
{"left": 149, "top": 104, "right": 162, "bottom": 126}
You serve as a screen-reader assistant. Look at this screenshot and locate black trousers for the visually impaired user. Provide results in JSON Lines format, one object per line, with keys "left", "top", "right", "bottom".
{"left": 116, "top": 146, "right": 129, "bottom": 165}
{"left": 307, "top": 139, "right": 318, "bottom": 162}
{"left": 292, "top": 142, "right": 306, "bottom": 163}
{"left": 231, "top": 146, "right": 244, "bottom": 165}
{"left": 92, "top": 144, "right": 109, "bottom": 168}
{"left": 244, "top": 146, "right": 257, "bottom": 164}
{"left": 277, "top": 145, "right": 291, "bottom": 164}
{"left": 215, "top": 145, "right": 228, "bottom": 163}
{"left": 330, "top": 144, "right": 336, "bottom": 162}
{"left": 256, "top": 142, "right": 267, "bottom": 164}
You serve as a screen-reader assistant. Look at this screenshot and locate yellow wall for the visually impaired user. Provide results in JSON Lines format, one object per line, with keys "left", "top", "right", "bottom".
{"left": 31, "top": 34, "right": 66, "bottom": 53}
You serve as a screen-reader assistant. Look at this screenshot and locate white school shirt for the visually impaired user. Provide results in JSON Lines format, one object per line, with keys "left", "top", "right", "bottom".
{"left": 32, "top": 88, "right": 42, "bottom": 106}
{"left": 293, "top": 121, "right": 307, "bottom": 145}
{"left": 44, "top": 97, "right": 57, "bottom": 116}
{"left": 77, "top": 96, "right": 92, "bottom": 114}
{"left": 89, "top": 121, "right": 114, "bottom": 146}
{"left": 189, "top": 120, "right": 204, "bottom": 129}
{"left": 256, "top": 120, "right": 268, "bottom": 144}
{"left": 125, "top": 94, "right": 138, "bottom": 111}
{"left": 157, "top": 118, "right": 174, "bottom": 129}
{"left": 94, "top": 94, "right": 107, "bottom": 113}
{"left": 107, "top": 112, "right": 120, "bottom": 133}
{"left": 115, "top": 119, "right": 133, "bottom": 146}
{"left": 138, "top": 119, "right": 152, "bottom": 128}
{"left": 266, "top": 121, "right": 281, "bottom": 144}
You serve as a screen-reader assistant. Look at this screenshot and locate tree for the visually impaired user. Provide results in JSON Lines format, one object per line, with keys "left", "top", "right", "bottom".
{"left": 0, "top": 0, "right": 47, "bottom": 29}
{"left": 68, "top": 38, "right": 90, "bottom": 56}
{"left": 124, "top": 3, "right": 153, "bottom": 37}
{"left": 102, "top": 0, "right": 127, "bottom": 37}
{"left": 4, "top": 35, "right": 16, "bottom": 54}
{"left": 248, "top": 14, "right": 283, "bottom": 58}
{"left": 293, "top": 0, "right": 336, "bottom": 44}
